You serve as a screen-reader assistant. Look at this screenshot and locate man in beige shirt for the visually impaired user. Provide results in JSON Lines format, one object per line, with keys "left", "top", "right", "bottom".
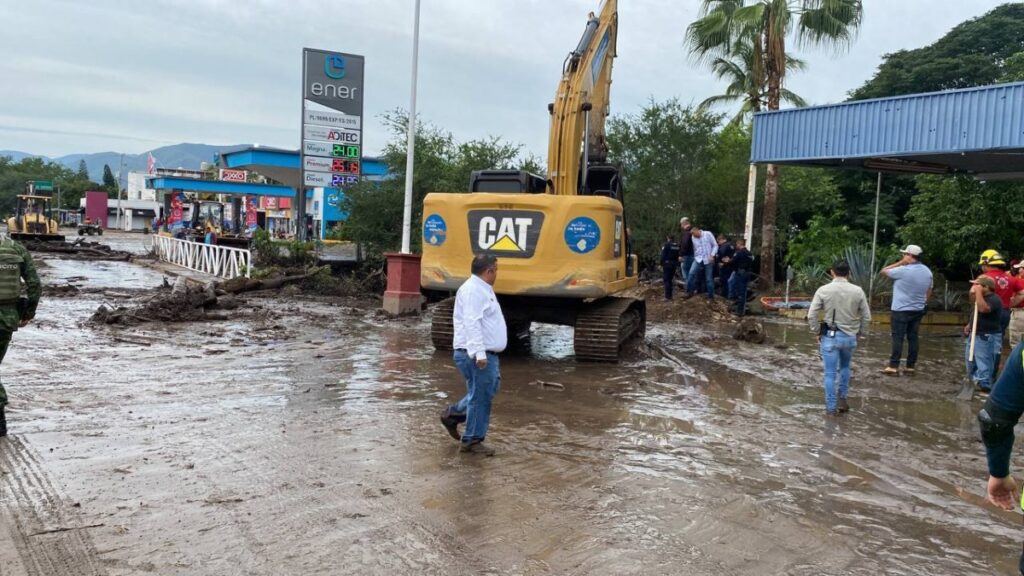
{"left": 807, "top": 261, "right": 872, "bottom": 416}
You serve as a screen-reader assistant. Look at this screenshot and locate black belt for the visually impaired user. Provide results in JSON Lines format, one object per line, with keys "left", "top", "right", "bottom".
{"left": 454, "top": 348, "right": 499, "bottom": 355}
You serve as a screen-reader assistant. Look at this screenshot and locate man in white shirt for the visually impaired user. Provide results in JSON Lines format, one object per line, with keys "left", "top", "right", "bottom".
{"left": 440, "top": 254, "right": 507, "bottom": 456}
{"left": 685, "top": 224, "right": 719, "bottom": 300}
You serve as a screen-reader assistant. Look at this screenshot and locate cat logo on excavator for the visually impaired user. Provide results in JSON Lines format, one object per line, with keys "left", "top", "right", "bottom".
{"left": 468, "top": 210, "right": 545, "bottom": 258}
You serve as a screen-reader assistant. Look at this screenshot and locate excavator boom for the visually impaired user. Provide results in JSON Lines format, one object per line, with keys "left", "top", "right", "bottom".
{"left": 547, "top": 0, "right": 617, "bottom": 196}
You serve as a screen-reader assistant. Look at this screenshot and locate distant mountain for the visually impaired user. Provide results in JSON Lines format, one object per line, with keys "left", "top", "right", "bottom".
{"left": 0, "top": 150, "right": 48, "bottom": 163}
{"left": 0, "top": 143, "right": 251, "bottom": 182}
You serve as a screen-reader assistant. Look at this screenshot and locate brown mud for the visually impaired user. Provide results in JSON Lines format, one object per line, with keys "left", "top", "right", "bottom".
{"left": 0, "top": 231, "right": 1018, "bottom": 575}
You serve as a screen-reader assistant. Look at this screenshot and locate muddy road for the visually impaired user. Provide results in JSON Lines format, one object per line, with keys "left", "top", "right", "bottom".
{"left": 0, "top": 233, "right": 1019, "bottom": 575}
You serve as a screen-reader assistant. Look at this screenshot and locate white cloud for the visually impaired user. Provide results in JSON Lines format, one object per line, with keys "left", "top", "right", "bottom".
{"left": 0, "top": 0, "right": 1009, "bottom": 159}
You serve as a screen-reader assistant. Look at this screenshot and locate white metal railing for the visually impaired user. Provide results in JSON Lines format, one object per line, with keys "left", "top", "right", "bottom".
{"left": 151, "top": 235, "right": 251, "bottom": 279}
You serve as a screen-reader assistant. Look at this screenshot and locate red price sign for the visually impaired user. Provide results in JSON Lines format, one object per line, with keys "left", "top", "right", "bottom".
{"left": 330, "top": 159, "right": 361, "bottom": 174}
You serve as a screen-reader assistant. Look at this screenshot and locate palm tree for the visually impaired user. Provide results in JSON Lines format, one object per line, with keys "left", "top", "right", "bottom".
{"left": 698, "top": 37, "right": 807, "bottom": 124}
{"left": 686, "top": 0, "right": 863, "bottom": 283}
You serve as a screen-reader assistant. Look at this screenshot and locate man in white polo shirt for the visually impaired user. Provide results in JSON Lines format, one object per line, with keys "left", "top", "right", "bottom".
{"left": 439, "top": 254, "right": 507, "bottom": 456}
{"left": 881, "top": 244, "right": 933, "bottom": 375}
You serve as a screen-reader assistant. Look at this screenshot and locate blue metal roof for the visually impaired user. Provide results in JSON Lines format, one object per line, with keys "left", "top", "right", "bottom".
{"left": 146, "top": 177, "right": 295, "bottom": 197}
{"left": 223, "top": 148, "right": 299, "bottom": 170}
{"left": 222, "top": 147, "right": 390, "bottom": 179}
{"left": 751, "top": 82, "right": 1024, "bottom": 176}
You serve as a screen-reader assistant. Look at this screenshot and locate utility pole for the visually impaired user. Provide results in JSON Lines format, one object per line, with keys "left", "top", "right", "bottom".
{"left": 868, "top": 172, "right": 882, "bottom": 302}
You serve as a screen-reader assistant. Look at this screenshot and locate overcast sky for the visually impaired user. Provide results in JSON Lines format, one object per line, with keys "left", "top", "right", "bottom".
{"left": 0, "top": 0, "right": 1010, "bottom": 159}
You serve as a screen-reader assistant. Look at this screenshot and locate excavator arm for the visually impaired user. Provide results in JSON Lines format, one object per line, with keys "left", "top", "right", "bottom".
{"left": 546, "top": 0, "right": 618, "bottom": 196}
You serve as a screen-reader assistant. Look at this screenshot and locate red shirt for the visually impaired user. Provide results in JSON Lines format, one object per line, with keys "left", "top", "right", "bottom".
{"left": 983, "top": 269, "right": 1024, "bottom": 308}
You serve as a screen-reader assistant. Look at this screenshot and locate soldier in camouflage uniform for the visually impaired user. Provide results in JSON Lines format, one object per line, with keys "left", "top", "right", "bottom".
{"left": 0, "top": 235, "right": 41, "bottom": 437}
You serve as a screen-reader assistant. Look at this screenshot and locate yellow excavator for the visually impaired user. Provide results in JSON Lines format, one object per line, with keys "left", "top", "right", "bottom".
{"left": 421, "top": 0, "right": 644, "bottom": 361}
{"left": 7, "top": 192, "right": 64, "bottom": 243}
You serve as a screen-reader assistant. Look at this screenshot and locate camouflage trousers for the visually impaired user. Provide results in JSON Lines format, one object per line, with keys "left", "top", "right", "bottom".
{"left": 0, "top": 331, "right": 10, "bottom": 406}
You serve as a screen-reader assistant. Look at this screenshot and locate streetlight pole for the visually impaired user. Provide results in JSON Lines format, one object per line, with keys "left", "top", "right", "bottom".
{"left": 399, "top": 0, "right": 421, "bottom": 254}
{"left": 382, "top": 0, "right": 424, "bottom": 316}
{"left": 117, "top": 153, "right": 125, "bottom": 231}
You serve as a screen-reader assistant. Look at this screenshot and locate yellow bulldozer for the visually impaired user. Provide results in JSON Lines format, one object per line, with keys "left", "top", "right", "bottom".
{"left": 421, "top": 0, "right": 644, "bottom": 361}
{"left": 6, "top": 193, "right": 65, "bottom": 243}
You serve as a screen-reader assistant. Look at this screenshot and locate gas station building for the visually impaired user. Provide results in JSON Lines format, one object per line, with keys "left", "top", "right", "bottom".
{"left": 146, "top": 146, "right": 387, "bottom": 239}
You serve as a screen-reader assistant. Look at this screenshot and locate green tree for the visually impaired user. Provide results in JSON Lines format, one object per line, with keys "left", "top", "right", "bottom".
{"left": 900, "top": 175, "right": 1024, "bottom": 276}
{"left": 850, "top": 4, "right": 1024, "bottom": 100}
{"left": 0, "top": 156, "right": 79, "bottom": 214}
{"left": 77, "top": 159, "right": 89, "bottom": 180}
{"left": 102, "top": 164, "right": 116, "bottom": 191}
{"left": 686, "top": 0, "right": 864, "bottom": 283}
{"left": 606, "top": 100, "right": 727, "bottom": 266}
{"left": 698, "top": 36, "right": 807, "bottom": 124}
{"left": 1000, "top": 52, "right": 1024, "bottom": 82}
{"left": 339, "top": 110, "right": 537, "bottom": 256}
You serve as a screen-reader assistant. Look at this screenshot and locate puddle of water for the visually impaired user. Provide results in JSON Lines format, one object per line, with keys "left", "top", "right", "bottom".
{"left": 40, "top": 258, "right": 165, "bottom": 289}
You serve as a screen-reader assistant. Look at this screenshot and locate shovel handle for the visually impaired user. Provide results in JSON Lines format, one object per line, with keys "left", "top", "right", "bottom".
{"left": 969, "top": 299, "right": 980, "bottom": 362}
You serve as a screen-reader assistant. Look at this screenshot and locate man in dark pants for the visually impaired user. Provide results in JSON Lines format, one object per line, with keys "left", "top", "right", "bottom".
{"left": 715, "top": 233, "right": 735, "bottom": 298}
{"left": 0, "top": 235, "right": 41, "bottom": 437}
{"left": 729, "top": 238, "right": 753, "bottom": 316}
{"left": 978, "top": 340, "right": 1024, "bottom": 574}
{"left": 880, "top": 244, "right": 933, "bottom": 375}
{"left": 660, "top": 235, "right": 680, "bottom": 300}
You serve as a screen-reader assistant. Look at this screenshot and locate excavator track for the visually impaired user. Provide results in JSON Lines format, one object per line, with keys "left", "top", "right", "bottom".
{"left": 573, "top": 296, "right": 646, "bottom": 362}
{"left": 430, "top": 297, "right": 456, "bottom": 350}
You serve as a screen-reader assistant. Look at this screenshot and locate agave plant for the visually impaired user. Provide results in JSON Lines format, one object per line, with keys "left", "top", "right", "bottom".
{"left": 791, "top": 263, "right": 830, "bottom": 295}
{"left": 937, "top": 278, "right": 963, "bottom": 312}
{"left": 842, "top": 244, "right": 896, "bottom": 307}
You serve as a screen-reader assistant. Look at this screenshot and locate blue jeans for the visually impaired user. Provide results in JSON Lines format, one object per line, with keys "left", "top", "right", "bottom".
{"left": 966, "top": 332, "right": 1002, "bottom": 391}
{"left": 681, "top": 255, "right": 694, "bottom": 286}
{"left": 820, "top": 332, "right": 858, "bottom": 412}
{"left": 448, "top": 350, "right": 501, "bottom": 445}
{"left": 687, "top": 260, "right": 715, "bottom": 299}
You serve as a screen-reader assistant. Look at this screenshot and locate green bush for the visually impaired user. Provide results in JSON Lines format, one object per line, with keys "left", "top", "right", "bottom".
{"left": 253, "top": 229, "right": 315, "bottom": 267}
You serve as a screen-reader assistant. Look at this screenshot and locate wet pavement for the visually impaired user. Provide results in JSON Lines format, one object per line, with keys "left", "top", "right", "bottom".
{"left": 0, "top": 235, "right": 1020, "bottom": 575}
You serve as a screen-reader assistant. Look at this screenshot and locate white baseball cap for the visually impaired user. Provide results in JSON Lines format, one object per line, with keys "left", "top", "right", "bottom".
{"left": 900, "top": 244, "right": 923, "bottom": 256}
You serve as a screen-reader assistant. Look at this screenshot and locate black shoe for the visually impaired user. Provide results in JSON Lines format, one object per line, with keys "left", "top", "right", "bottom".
{"left": 0, "top": 406, "right": 6, "bottom": 437}
{"left": 826, "top": 408, "right": 840, "bottom": 417}
{"left": 459, "top": 441, "right": 495, "bottom": 456}
{"left": 440, "top": 411, "right": 461, "bottom": 441}
{"left": 837, "top": 398, "right": 850, "bottom": 413}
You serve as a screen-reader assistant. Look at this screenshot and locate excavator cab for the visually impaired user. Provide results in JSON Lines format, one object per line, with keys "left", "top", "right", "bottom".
{"left": 470, "top": 170, "right": 547, "bottom": 194}
{"left": 7, "top": 195, "right": 65, "bottom": 243}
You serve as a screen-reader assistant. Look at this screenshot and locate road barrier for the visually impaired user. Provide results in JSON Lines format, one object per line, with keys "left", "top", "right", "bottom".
{"left": 151, "top": 235, "right": 251, "bottom": 279}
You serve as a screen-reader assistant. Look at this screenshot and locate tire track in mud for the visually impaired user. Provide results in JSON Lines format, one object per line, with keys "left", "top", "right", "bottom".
{"left": 0, "top": 436, "right": 106, "bottom": 576}
{"left": 185, "top": 406, "right": 491, "bottom": 575}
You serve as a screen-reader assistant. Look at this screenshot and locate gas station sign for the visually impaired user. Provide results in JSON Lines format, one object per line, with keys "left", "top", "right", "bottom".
{"left": 219, "top": 168, "right": 247, "bottom": 182}
{"left": 301, "top": 49, "right": 364, "bottom": 198}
